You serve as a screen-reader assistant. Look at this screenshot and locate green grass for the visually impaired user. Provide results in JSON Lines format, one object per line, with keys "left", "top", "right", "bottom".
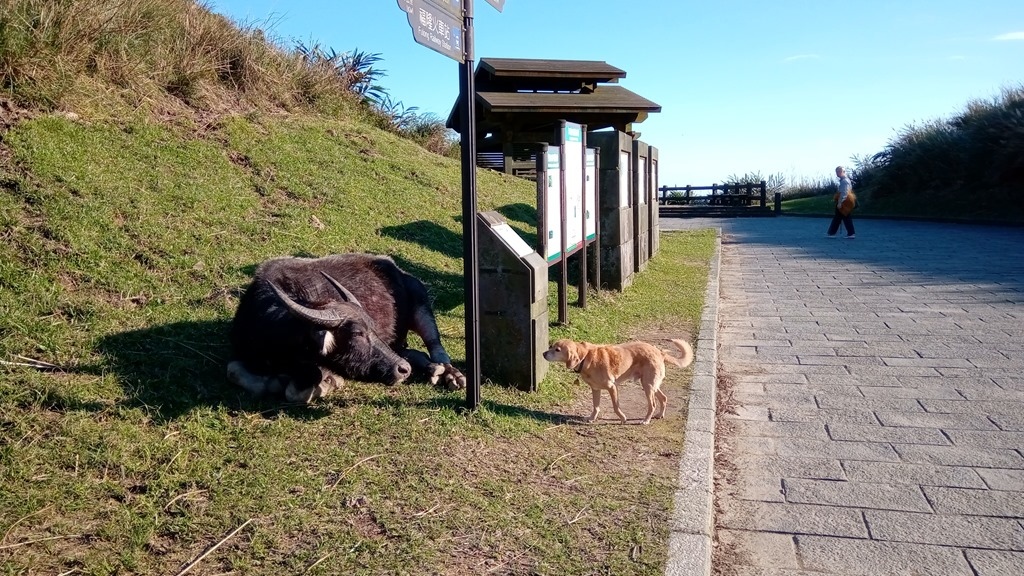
{"left": 0, "top": 111, "right": 716, "bottom": 575}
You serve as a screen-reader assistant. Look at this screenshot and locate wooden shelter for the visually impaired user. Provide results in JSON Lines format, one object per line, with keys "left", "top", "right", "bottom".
{"left": 446, "top": 58, "right": 661, "bottom": 177}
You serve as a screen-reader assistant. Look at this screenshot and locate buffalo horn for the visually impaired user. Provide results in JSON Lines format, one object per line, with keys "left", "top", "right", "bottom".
{"left": 321, "top": 272, "right": 364, "bottom": 308}
{"left": 269, "top": 281, "right": 346, "bottom": 327}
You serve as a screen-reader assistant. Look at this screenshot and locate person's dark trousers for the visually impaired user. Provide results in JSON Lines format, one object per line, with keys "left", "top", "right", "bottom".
{"left": 827, "top": 209, "right": 855, "bottom": 236}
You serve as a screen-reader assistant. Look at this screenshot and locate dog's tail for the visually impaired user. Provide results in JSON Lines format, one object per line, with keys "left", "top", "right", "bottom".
{"left": 663, "top": 339, "right": 694, "bottom": 369}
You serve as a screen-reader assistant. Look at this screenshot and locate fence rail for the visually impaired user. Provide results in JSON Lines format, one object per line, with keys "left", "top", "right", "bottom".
{"left": 658, "top": 181, "right": 768, "bottom": 208}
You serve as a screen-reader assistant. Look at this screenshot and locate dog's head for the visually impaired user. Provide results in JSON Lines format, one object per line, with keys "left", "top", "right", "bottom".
{"left": 542, "top": 339, "right": 585, "bottom": 369}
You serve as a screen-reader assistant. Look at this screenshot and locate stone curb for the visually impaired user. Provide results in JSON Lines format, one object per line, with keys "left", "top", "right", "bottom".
{"left": 664, "top": 228, "right": 722, "bottom": 576}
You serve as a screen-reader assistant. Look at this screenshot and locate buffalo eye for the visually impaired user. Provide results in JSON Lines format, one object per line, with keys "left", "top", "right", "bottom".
{"left": 345, "top": 323, "right": 372, "bottom": 348}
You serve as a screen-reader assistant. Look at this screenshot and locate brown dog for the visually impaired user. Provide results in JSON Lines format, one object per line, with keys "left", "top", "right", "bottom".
{"left": 543, "top": 338, "right": 694, "bottom": 424}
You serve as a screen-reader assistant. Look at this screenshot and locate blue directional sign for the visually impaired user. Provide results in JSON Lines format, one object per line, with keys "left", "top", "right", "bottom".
{"left": 482, "top": 0, "right": 505, "bottom": 12}
{"left": 397, "top": 0, "right": 464, "bottom": 63}
{"left": 396, "top": 0, "right": 461, "bottom": 19}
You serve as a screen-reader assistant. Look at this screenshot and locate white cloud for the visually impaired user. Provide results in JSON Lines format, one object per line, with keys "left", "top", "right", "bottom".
{"left": 993, "top": 31, "right": 1024, "bottom": 41}
{"left": 783, "top": 54, "right": 822, "bottom": 62}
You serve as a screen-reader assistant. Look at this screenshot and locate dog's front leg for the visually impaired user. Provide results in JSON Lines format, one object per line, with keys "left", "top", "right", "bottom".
{"left": 586, "top": 387, "right": 602, "bottom": 423}
{"left": 607, "top": 384, "right": 628, "bottom": 424}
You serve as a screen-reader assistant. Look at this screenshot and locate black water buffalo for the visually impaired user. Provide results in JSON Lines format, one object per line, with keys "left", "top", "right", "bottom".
{"left": 227, "top": 253, "right": 466, "bottom": 403}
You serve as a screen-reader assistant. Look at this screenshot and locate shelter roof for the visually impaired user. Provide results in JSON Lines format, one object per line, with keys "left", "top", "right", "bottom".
{"left": 446, "top": 59, "right": 660, "bottom": 135}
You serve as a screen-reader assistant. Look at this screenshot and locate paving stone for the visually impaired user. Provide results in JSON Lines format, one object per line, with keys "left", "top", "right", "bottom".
{"left": 719, "top": 501, "right": 867, "bottom": 537}
{"left": 945, "top": 429, "right": 1024, "bottom": 449}
{"left": 894, "top": 444, "right": 1024, "bottom": 468}
{"left": 716, "top": 530, "right": 800, "bottom": 570}
{"left": 783, "top": 479, "right": 932, "bottom": 512}
{"left": 858, "top": 385, "right": 963, "bottom": 399}
{"left": 921, "top": 399, "right": 1024, "bottom": 414}
{"left": 876, "top": 410, "right": 1000, "bottom": 430}
{"left": 976, "top": 468, "right": 1024, "bottom": 491}
{"left": 882, "top": 357, "right": 975, "bottom": 368}
{"left": 776, "top": 439, "right": 900, "bottom": 462}
{"left": 898, "top": 375, "right": 999, "bottom": 390}
{"left": 770, "top": 407, "right": 880, "bottom": 425}
{"left": 864, "top": 509, "right": 1024, "bottom": 549}
{"left": 724, "top": 405, "right": 771, "bottom": 421}
{"left": 847, "top": 365, "right": 942, "bottom": 377}
{"left": 731, "top": 454, "right": 846, "bottom": 481}
{"left": 795, "top": 535, "right": 974, "bottom": 575}
{"left": 827, "top": 423, "right": 949, "bottom": 445}
{"left": 959, "top": 387, "right": 1024, "bottom": 401}
{"left": 808, "top": 374, "right": 900, "bottom": 387}
{"left": 841, "top": 461, "right": 986, "bottom": 488}
{"left": 729, "top": 420, "right": 828, "bottom": 440}
{"left": 991, "top": 412, "right": 1024, "bottom": 431}
{"left": 816, "top": 396, "right": 925, "bottom": 412}
{"left": 739, "top": 373, "right": 809, "bottom": 384}
{"left": 764, "top": 383, "right": 863, "bottom": 397}
{"left": 965, "top": 550, "right": 1024, "bottom": 576}
{"left": 923, "top": 486, "right": 1024, "bottom": 517}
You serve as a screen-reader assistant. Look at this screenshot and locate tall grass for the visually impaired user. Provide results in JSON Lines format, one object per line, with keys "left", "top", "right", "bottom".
{"left": 782, "top": 175, "right": 836, "bottom": 200}
{"left": 855, "top": 84, "right": 1024, "bottom": 217}
{"left": 0, "top": 0, "right": 360, "bottom": 115}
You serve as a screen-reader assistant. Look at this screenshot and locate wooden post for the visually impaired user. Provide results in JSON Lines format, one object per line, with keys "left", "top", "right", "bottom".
{"left": 760, "top": 180, "right": 767, "bottom": 207}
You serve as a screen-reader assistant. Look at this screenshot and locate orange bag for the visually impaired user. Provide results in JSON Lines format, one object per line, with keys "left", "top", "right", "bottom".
{"left": 833, "top": 190, "right": 857, "bottom": 216}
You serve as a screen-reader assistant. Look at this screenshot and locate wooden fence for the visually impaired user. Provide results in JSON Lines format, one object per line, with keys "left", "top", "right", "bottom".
{"left": 658, "top": 181, "right": 768, "bottom": 208}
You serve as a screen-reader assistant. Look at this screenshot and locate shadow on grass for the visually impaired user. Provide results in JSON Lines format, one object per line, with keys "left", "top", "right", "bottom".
{"left": 381, "top": 220, "right": 462, "bottom": 259}
{"left": 388, "top": 254, "right": 465, "bottom": 314}
{"left": 410, "top": 393, "right": 577, "bottom": 425}
{"left": 94, "top": 319, "right": 333, "bottom": 423}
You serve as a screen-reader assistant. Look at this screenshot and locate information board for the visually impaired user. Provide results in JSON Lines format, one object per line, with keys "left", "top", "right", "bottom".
{"left": 563, "top": 122, "right": 584, "bottom": 254}
{"left": 493, "top": 223, "right": 533, "bottom": 258}
{"left": 543, "top": 146, "right": 561, "bottom": 262}
{"left": 585, "top": 148, "right": 596, "bottom": 241}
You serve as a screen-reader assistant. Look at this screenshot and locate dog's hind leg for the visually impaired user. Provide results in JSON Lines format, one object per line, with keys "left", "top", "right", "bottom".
{"left": 607, "top": 383, "right": 628, "bottom": 424}
{"left": 654, "top": 386, "right": 669, "bottom": 420}
{"left": 641, "top": 382, "right": 658, "bottom": 424}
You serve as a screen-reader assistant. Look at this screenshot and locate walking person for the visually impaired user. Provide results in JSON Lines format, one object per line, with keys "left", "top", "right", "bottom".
{"left": 826, "top": 165, "right": 856, "bottom": 238}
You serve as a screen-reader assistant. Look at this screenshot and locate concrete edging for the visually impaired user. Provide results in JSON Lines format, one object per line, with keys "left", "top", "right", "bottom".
{"left": 664, "top": 228, "right": 722, "bottom": 576}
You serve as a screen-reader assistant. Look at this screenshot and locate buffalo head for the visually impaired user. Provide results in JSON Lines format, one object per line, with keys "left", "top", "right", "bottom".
{"left": 269, "top": 271, "right": 412, "bottom": 385}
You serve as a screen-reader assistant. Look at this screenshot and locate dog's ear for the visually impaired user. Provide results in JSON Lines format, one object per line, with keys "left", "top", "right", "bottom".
{"left": 564, "top": 341, "right": 582, "bottom": 369}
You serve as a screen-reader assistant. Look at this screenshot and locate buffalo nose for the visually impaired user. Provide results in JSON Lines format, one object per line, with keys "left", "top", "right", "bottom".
{"left": 393, "top": 360, "right": 412, "bottom": 383}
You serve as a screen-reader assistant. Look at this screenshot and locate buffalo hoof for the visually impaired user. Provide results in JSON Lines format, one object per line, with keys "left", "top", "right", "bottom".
{"left": 320, "top": 374, "right": 343, "bottom": 394}
{"left": 442, "top": 364, "right": 466, "bottom": 391}
{"left": 425, "top": 363, "right": 446, "bottom": 386}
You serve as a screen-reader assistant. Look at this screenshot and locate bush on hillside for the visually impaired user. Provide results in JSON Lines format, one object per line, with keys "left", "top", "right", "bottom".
{"left": 0, "top": 0, "right": 359, "bottom": 114}
{"left": 857, "top": 84, "right": 1024, "bottom": 212}
{"left": 0, "top": 0, "right": 458, "bottom": 155}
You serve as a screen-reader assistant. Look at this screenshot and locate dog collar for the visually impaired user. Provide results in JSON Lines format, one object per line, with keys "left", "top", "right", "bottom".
{"left": 571, "top": 359, "right": 585, "bottom": 373}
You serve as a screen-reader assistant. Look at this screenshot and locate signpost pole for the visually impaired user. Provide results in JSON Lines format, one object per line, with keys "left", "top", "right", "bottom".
{"left": 460, "top": 0, "right": 481, "bottom": 411}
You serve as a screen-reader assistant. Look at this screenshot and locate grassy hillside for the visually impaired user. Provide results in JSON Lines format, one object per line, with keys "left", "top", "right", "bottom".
{"left": 0, "top": 2, "right": 718, "bottom": 573}
{"left": 0, "top": 8, "right": 720, "bottom": 573}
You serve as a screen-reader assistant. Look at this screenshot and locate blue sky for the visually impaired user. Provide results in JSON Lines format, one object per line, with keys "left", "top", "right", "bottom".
{"left": 207, "top": 0, "right": 1023, "bottom": 187}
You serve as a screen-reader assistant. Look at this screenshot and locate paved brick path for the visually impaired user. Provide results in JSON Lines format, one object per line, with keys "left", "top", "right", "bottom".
{"left": 663, "top": 217, "right": 1024, "bottom": 575}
